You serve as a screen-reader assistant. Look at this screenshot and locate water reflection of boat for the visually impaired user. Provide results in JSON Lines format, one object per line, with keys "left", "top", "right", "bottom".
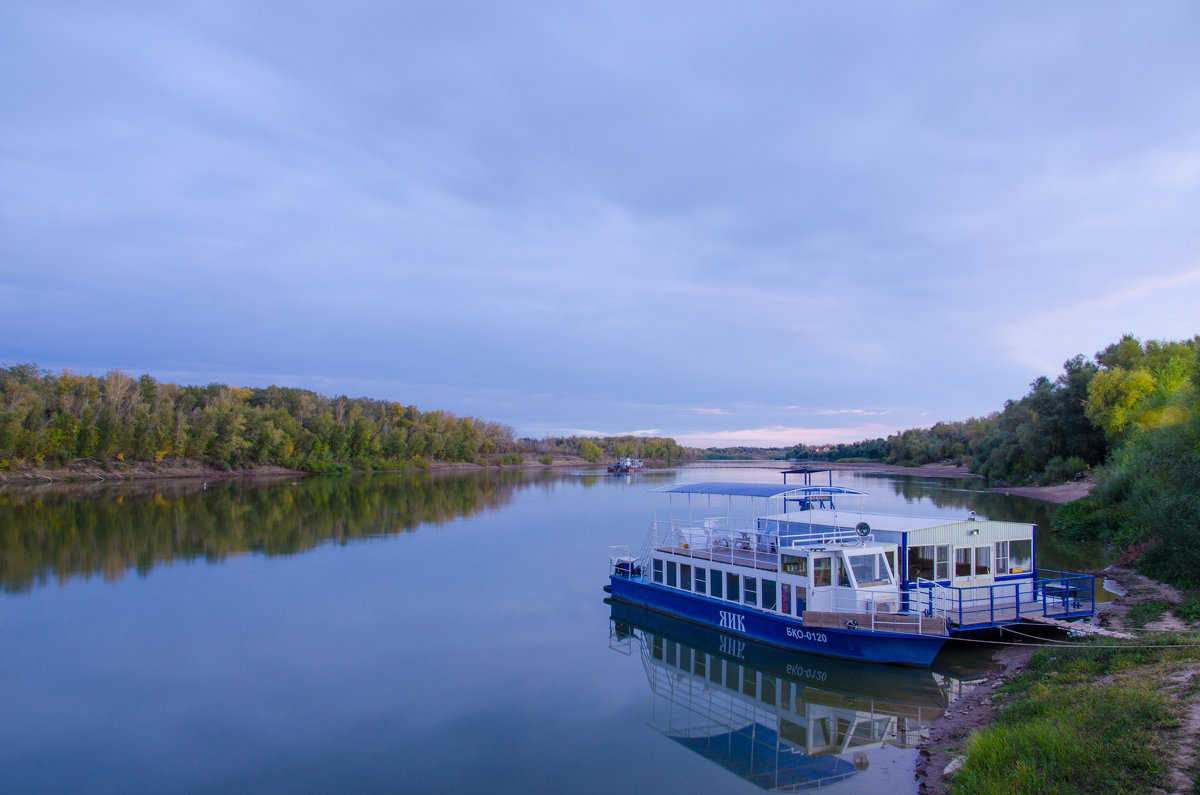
{"left": 609, "top": 601, "right": 965, "bottom": 792}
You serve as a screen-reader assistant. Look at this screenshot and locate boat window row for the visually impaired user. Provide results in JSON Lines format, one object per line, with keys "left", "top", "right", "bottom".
{"left": 652, "top": 558, "right": 795, "bottom": 613}
{"left": 907, "top": 540, "right": 1032, "bottom": 581}
{"left": 651, "top": 635, "right": 788, "bottom": 709}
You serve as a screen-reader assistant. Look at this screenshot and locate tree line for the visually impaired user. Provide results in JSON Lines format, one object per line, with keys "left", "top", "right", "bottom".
{"left": 786, "top": 350, "right": 1112, "bottom": 486}
{"left": 1050, "top": 335, "right": 1200, "bottom": 587}
{"left": 0, "top": 364, "right": 518, "bottom": 472}
{"left": 788, "top": 333, "right": 1200, "bottom": 588}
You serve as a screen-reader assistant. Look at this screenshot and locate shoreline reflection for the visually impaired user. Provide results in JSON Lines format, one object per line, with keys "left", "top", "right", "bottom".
{"left": 0, "top": 470, "right": 542, "bottom": 592}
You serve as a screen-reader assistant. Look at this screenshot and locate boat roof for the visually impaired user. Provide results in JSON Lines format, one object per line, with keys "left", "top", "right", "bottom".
{"left": 655, "top": 482, "right": 867, "bottom": 499}
{"left": 768, "top": 508, "right": 996, "bottom": 532}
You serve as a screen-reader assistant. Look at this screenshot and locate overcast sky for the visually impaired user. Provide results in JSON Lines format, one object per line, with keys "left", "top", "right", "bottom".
{"left": 3, "top": 2, "right": 1199, "bottom": 447}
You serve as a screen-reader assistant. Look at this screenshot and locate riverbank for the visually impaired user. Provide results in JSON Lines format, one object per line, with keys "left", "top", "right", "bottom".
{"left": 915, "top": 566, "right": 1200, "bottom": 794}
{"left": 2, "top": 456, "right": 1094, "bottom": 506}
{"left": 0, "top": 453, "right": 604, "bottom": 485}
{"left": 765, "top": 459, "right": 1093, "bottom": 504}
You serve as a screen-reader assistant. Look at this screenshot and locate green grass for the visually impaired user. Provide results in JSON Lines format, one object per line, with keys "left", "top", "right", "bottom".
{"left": 951, "top": 635, "right": 1199, "bottom": 794}
{"left": 1176, "top": 593, "right": 1200, "bottom": 623}
{"left": 1125, "top": 600, "right": 1171, "bottom": 628}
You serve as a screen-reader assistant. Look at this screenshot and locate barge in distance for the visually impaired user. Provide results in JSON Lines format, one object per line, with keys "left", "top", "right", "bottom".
{"left": 607, "top": 479, "right": 1095, "bottom": 666}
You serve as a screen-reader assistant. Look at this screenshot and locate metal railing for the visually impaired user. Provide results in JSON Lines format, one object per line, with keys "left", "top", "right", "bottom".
{"left": 907, "top": 571, "right": 1096, "bottom": 627}
{"left": 642, "top": 520, "right": 784, "bottom": 572}
{"left": 818, "top": 587, "right": 946, "bottom": 636}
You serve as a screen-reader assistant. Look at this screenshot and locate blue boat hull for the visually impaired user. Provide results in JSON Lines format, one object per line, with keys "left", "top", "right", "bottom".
{"left": 609, "top": 576, "right": 947, "bottom": 667}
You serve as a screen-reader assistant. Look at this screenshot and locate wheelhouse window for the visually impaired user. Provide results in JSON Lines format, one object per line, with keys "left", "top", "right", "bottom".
{"left": 652, "top": 559, "right": 663, "bottom": 584}
{"left": 848, "top": 554, "right": 892, "bottom": 587}
{"left": 695, "top": 567, "right": 707, "bottom": 595}
{"left": 836, "top": 557, "right": 851, "bottom": 587}
{"left": 813, "top": 557, "right": 832, "bottom": 587}
{"left": 744, "top": 576, "right": 758, "bottom": 606}
{"left": 782, "top": 555, "right": 807, "bottom": 576}
{"left": 726, "top": 572, "right": 740, "bottom": 603}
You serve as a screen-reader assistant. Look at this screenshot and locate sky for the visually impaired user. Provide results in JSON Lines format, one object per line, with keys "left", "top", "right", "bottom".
{"left": 3, "top": 2, "right": 1200, "bottom": 448}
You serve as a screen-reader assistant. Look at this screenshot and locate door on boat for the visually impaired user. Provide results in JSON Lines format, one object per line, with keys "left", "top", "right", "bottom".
{"left": 951, "top": 545, "right": 995, "bottom": 589}
{"left": 808, "top": 554, "right": 834, "bottom": 612}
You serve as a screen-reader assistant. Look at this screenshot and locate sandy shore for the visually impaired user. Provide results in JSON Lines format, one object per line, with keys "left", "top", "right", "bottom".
{"left": 759, "top": 460, "right": 1094, "bottom": 504}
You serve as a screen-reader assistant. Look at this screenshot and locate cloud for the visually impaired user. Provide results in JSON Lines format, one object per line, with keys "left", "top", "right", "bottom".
{"left": 675, "top": 423, "right": 902, "bottom": 449}
{"left": 998, "top": 263, "right": 1200, "bottom": 375}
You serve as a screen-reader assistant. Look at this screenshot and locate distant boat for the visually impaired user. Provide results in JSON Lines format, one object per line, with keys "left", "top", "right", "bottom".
{"left": 606, "top": 477, "right": 1095, "bottom": 666}
{"left": 607, "top": 456, "right": 648, "bottom": 474}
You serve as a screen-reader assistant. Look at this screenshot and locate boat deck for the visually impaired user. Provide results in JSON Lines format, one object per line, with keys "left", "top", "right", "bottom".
{"left": 656, "top": 545, "right": 779, "bottom": 572}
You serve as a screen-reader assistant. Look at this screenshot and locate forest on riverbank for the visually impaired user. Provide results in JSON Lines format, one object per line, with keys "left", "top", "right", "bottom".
{"left": 792, "top": 334, "right": 1200, "bottom": 589}
{"left": 0, "top": 364, "right": 698, "bottom": 475}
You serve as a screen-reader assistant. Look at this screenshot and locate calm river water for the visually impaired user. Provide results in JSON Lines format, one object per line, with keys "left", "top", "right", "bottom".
{"left": 0, "top": 466, "right": 1097, "bottom": 793}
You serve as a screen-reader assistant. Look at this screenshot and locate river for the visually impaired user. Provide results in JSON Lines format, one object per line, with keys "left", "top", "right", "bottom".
{"left": 0, "top": 466, "right": 1102, "bottom": 793}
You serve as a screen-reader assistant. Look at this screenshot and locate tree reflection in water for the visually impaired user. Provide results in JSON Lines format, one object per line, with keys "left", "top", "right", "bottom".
{"left": 0, "top": 470, "right": 547, "bottom": 592}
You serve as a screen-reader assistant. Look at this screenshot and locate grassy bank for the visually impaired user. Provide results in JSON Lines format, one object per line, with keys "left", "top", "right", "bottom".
{"left": 951, "top": 634, "right": 1200, "bottom": 794}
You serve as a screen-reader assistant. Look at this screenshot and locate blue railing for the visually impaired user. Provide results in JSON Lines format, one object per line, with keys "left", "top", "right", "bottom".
{"left": 906, "top": 570, "right": 1095, "bottom": 628}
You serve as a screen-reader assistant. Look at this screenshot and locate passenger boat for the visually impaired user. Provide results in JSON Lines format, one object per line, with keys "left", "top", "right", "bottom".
{"left": 608, "top": 456, "right": 648, "bottom": 474}
{"left": 606, "top": 479, "right": 1095, "bottom": 667}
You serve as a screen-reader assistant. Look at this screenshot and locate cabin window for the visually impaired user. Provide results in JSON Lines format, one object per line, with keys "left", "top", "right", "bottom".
{"left": 710, "top": 570, "right": 723, "bottom": 599}
{"left": 780, "top": 583, "right": 792, "bottom": 615}
{"left": 909, "top": 546, "right": 951, "bottom": 581}
{"left": 813, "top": 557, "right": 832, "bottom": 587}
{"left": 996, "top": 540, "right": 1032, "bottom": 574}
{"left": 848, "top": 554, "right": 892, "bottom": 587}
{"left": 744, "top": 576, "right": 758, "bottom": 606}
{"left": 955, "top": 548, "right": 972, "bottom": 578}
{"left": 762, "top": 579, "right": 777, "bottom": 610}
{"left": 908, "top": 546, "right": 934, "bottom": 580}
{"left": 667, "top": 561, "right": 677, "bottom": 588}
{"left": 975, "top": 546, "right": 992, "bottom": 576}
{"left": 937, "top": 546, "right": 950, "bottom": 580}
{"left": 652, "top": 559, "right": 663, "bottom": 584}
{"left": 694, "top": 653, "right": 706, "bottom": 678}
{"left": 666, "top": 641, "right": 676, "bottom": 667}
{"left": 742, "top": 668, "right": 756, "bottom": 697}
{"left": 782, "top": 555, "right": 807, "bottom": 576}
{"left": 680, "top": 564, "right": 692, "bottom": 591}
{"left": 695, "top": 567, "right": 707, "bottom": 594}
{"left": 652, "top": 635, "right": 664, "bottom": 660}
{"left": 726, "top": 572, "right": 740, "bottom": 603}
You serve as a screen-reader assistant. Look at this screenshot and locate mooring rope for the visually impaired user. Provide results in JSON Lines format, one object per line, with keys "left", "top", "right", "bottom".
{"left": 941, "top": 626, "right": 1200, "bottom": 650}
